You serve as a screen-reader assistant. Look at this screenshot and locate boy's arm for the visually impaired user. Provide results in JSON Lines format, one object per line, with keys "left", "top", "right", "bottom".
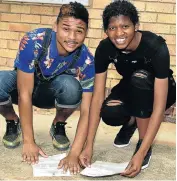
{"left": 58, "top": 92, "right": 92, "bottom": 174}
{"left": 122, "top": 78, "right": 168, "bottom": 177}
{"left": 17, "top": 69, "right": 47, "bottom": 164}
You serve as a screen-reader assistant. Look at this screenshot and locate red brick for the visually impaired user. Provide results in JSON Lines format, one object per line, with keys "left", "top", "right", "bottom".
{"left": 6, "top": 58, "right": 15, "bottom": 67}
{"left": 0, "top": 4, "right": 10, "bottom": 12}
{"left": 21, "top": 14, "right": 40, "bottom": 24}
{"left": 7, "top": 40, "right": 20, "bottom": 50}
{"left": 0, "top": 57, "right": 7, "bottom": 66}
{"left": 9, "top": 23, "right": 31, "bottom": 32}
{"left": 31, "top": 6, "right": 54, "bottom": 15}
{"left": 0, "top": 39, "right": 8, "bottom": 48}
{"left": 41, "top": 16, "right": 56, "bottom": 25}
{"left": 1, "top": 13, "right": 21, "bottom": 22}
{"left": 11, "top": 5, "right": 30, "bottom": 14}
{"left": 0, "top": 31, "right": 19, "bottom": 40}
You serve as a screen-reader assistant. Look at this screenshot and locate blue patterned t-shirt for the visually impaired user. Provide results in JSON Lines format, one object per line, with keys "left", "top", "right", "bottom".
{"left": 14, "top": 28, "right": 95, "bottom": 92}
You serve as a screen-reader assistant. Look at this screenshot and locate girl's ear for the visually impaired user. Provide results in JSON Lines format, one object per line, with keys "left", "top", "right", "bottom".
{"left": 53, "top": 21, "right": 57, "bottom": 32}
{"left": 105, "top": 29, "right": 108, "bottom": 36}
{"left": 135, "top": 23, "right": 140, "bottom": 31}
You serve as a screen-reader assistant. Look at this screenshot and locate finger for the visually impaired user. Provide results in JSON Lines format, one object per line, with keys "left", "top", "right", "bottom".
{"left": 69, "top": 164, "right": 74, "bottom": 175}
{"left": 121, "top": 166, "right": 137, "bottom": 176}
{"left": 72, "top": 164, "right": 78, "bottom": 175}
{"left": 39, "top": 149, "right": 48, "bottom": 158}
{"left": 127, "top": 170, "right": 139, "bottom": 178}
{"left": 58, "top": 160, "right": 64, "bottom": 169}
{"left": 34, "top": 153, "right": 39, "bottom": 164}
{"left": 26, "top": 155, "right": 32, "bottom": 164}
{"left": 86, "top": 158, "right": 91, "bottom": 167}
{"left": 22, "top": 153, "right": 27, "bottom": 162}
{"left": 77, "top": 164, "right": 80, "bottom": 173}
{"left": 121, "top": 162, "right": 132, "bottom": 174}
{"left": 63, "top": 163, "right": 68, "bottom": 173}
{"left": 79, "top": 157, "right": 88, "bottom": 168}
{"left": 30, "top": 155, "right": 35, "bottom": 165}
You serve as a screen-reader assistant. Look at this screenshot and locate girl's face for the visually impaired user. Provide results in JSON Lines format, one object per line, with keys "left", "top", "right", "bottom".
{"left": 106, "top": 15, "right": 139, "bottom": 51}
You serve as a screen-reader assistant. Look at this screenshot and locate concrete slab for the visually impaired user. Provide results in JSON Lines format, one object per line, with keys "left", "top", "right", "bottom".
{"left": 0, "top": 111, "right": 176, "bottom": 180}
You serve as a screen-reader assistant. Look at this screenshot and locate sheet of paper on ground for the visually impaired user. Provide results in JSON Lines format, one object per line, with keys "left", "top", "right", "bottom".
{"left": 32, "top": 153, "right": 71, "bottom": 177}
{"left": 80, "top": 161, "right": 129, "bottom": 177}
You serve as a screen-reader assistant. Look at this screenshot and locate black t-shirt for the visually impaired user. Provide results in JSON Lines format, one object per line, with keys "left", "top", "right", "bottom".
{"left": 95, "top": 31, "right": 171, "bottom": 79}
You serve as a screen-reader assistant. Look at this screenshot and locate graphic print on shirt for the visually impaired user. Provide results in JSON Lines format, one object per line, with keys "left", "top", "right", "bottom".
{"left": 14, "top": 28, "right": 95, "bottom": 92}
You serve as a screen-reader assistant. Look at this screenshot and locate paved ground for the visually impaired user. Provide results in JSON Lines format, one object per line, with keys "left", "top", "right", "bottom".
{"left": 0, "top": 109, "right": 176, "bottom": 180}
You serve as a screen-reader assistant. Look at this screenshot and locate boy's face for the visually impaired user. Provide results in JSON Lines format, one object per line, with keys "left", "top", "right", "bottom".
{"left": 55, "top": 17, "right": 87, "bottom": 56}
{"left": 106, "top": 15, "right": 139, "bottom": 50}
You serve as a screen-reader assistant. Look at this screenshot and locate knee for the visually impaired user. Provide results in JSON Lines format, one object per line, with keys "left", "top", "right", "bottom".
{"left": 100, "top": 100, "right": 129, "bottom": 126}
{"left": 131, "top": 69, "right": 154, "bottom": 90}
{"left": 55, "top": 75, "right": 82, "bottom": 107}
{"left": 0, "top": 70, "right": 17, "bottom": 102}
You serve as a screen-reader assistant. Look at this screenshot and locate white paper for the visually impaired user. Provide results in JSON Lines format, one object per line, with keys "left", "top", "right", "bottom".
{"left": 80, "top": 161, "right": 129, "bottom": 177}
{"left": 32, "top": 153, "right": 71, "bottom": 177}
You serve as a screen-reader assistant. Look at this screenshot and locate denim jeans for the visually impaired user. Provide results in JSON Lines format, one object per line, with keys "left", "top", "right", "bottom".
{"left": 0, "top": 70, "right": 83, "bottom": 109}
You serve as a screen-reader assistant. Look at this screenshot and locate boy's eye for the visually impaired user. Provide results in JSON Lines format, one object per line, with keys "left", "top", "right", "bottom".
{"left": 63, "top": 27, "right": 69, "bottom": 31}
{"left": 77, "top": 30, "right": 83, "bottom": 34}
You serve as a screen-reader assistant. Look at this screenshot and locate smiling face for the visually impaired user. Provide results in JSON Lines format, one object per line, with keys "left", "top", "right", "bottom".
{"left": 55, "top": 17, "right": 87, "bottom": 56}
{"left": 106, "top": 15, "right": 139, "bottom": 51}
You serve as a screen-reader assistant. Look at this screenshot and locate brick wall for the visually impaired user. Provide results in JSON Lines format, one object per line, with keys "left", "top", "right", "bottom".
{"left": 0, "top": 0, "right": 176, "bottom": 89}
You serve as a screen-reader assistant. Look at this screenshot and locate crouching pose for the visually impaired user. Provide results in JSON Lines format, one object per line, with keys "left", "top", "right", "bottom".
{"left": 79, "top": 0, "right": 176, "bottom": 177}
{"left": 0, "top": 2, "right": 95, "bottom": 173}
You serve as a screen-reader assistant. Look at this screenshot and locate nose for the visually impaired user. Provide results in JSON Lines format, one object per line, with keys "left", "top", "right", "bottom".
{"left": 68, "top": 31, "right": 76, "bottom": 40}
{"left": 116, "top": 28, "right": 125, "bottom": 37}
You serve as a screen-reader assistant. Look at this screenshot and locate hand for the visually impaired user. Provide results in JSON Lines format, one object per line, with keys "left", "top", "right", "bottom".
{"left": 120, "top": 152, "right": 144, "bottom": 178}
{"left": 22, "top": 142, "right": 48, "bottom": 165}
{"left": 58, "top": 153, "right": 80, "bottom": 175}
{"left": 79, "top": 146, "right": 93, "bottom": 168}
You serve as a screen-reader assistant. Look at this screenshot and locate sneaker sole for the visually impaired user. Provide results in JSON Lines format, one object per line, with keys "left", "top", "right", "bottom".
{"left": 53, "top": 144, "right": 70, "bottom": 151}
{"left": 2, "top": 133, "right": 21, "bottom": 149}
{"left": 50, "top": 131, "right": 70, "bottom": 151}
{"left": 113, "top": 141, "right": 130, "bottom": 148}
{"left": 141, "top": 156, "right": 152, "bottom": 170}
{"left": 3, "top": 141, "right": 21, "bottom": 149}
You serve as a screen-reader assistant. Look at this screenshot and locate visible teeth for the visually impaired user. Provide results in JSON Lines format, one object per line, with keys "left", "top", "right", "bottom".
{"left": 116, "top": 38, "right": 125, "bottom": 43}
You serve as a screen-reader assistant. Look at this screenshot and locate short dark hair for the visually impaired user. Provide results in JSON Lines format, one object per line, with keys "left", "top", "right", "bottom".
{"left": 57, "top": 1, "right": 89, "bottom": 28}
{"left": 103, "top": 0, "right": 139, "bottom": 31}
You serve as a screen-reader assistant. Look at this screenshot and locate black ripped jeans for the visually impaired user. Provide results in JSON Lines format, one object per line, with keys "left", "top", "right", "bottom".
{"left": 100, "top": 69, "right": 176, "bottom": 126}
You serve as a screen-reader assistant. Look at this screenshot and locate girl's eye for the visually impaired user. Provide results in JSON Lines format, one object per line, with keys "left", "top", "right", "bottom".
{"left": 109, "top": 27, "right": 116, "bottom": 31}
{"left": 122, "top": 25, "right": 129, "bottom": 29}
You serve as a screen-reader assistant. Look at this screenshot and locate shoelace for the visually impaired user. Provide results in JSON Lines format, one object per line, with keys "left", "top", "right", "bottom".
{"left": 6, "top": 121, "right": 18, "bottom": 135}
{"left": 54, "top": 122, "right": 66, "bottom": 136}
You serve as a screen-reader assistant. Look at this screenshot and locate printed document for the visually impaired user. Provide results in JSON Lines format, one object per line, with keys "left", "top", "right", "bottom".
{"left": 32, "top": 153, "right": 71, "bottom": 177}
{"left": 80, "top": 161, "right": 129, "bottom": 177}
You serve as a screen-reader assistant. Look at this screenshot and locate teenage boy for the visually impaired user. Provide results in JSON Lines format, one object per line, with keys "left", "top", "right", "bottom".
{"left": 0, "top": 2, "right": 95, "bottom": 171}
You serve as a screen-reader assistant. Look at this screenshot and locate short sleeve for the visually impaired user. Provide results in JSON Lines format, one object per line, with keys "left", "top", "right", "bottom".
{"left": 152, "top": 43, "right": 170, "bottom": 79}
{"left": 80, "top": 49, "right": 95, "bottom": 92}
{"left": 14, "top": 29, "right": 45, "bottom": 73}
{"left": 95, "top": 40, "right": 110, "bottom": 74}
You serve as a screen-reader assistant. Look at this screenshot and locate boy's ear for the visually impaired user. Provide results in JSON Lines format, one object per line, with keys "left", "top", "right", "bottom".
{"left": 53, "top": 21, "right": 57, "bottom": 32}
